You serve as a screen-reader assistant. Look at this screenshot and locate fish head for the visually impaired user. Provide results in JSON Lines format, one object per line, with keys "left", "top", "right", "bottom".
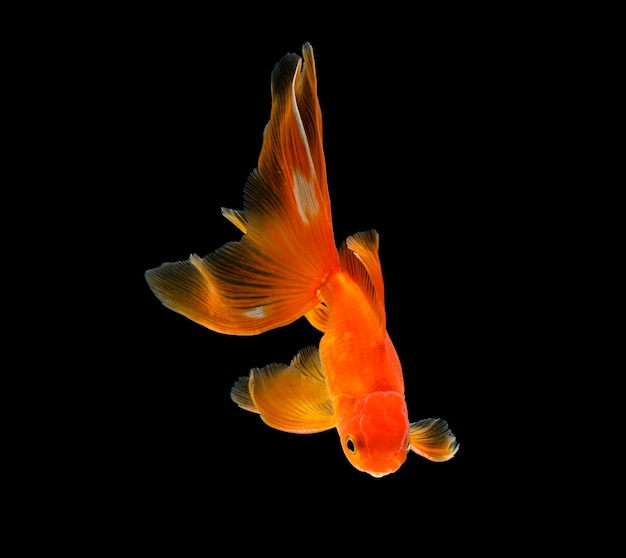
{"left": 335, "top": 392, "right": 411, "bottom": 478}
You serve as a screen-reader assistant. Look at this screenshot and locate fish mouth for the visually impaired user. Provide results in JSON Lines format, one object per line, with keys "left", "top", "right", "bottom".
{"left": 368, "top": 470, "right": 391, "bottom": 479}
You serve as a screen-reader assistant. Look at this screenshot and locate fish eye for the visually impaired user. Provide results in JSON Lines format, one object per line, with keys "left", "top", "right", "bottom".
{"left": 346, "top": 437, "right": 356, "bottom": 453}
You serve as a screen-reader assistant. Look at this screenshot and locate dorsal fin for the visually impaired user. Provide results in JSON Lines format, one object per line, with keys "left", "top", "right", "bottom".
{"left": 338, "top": 229, "right": 385, "bottom": 329}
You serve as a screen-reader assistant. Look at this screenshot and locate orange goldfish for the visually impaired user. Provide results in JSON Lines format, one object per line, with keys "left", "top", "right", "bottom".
{"left": 145, "top": 42, "right": 459, "bottom": 477}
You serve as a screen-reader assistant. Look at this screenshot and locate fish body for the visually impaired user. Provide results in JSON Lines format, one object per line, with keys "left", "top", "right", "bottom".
{"left": 145, "top": 43, "right": 458, "bottom": 476}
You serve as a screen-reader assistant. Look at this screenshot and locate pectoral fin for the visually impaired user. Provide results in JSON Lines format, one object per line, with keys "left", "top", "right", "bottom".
{"left": 409, "top": 418, "right": 459, "bottom": 462}
{"left": 230, "top": 346, "right": 335, "bottom": 434}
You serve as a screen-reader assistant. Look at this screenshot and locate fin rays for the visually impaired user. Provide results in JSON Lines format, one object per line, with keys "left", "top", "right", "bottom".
{"left": 231, "top": 346, "right": 335, "bottom": 433}
{"left": 145, "top": 43, "right": 339, "bottom": 335}
{"left": 339, "top": 229, "right": 386, "bottom": 330}
{"left": 409, "top": 418, "right": 459, "bottom": 462}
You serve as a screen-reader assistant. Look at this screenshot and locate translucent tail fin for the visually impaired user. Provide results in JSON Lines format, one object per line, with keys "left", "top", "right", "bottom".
{"left": 145, "top": 43, "right": 339, "bottom": 335}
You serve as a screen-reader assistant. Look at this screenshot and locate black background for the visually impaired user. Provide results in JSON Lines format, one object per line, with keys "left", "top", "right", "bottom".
{"left": 56, "top": 13, "right": 549, "bottom": 547}
{"left": 10, "top": 0, "right": 601, "bottom": 548}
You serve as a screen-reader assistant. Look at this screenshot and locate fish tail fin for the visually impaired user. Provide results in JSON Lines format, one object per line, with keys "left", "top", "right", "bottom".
{"left": 145, "top": 43, "right": 339, "bottom": 335}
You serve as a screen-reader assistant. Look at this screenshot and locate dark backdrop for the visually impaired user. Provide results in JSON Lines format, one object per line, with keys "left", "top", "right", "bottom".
{"left": 81, "top": 19, "right": 534, "bottom": 547}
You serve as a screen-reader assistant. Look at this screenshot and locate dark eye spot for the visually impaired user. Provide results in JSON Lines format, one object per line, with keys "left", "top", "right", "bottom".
{"left": 346, "top": 438, "right": 356, "bottom": 453}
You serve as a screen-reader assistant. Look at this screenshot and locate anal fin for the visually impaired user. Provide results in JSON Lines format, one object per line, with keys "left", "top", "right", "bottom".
{"left": 304, "top": 301, "right": 329, "bottom": 332}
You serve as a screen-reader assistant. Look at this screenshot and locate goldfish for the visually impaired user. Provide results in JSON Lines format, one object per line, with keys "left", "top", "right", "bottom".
{"left": 145, "top": 42, "right": 459, "bottom": 477}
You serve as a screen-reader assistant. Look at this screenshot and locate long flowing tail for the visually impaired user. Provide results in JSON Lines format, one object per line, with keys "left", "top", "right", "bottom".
{"left": 145, "top": 43, "right": 340, "bottom": 335}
